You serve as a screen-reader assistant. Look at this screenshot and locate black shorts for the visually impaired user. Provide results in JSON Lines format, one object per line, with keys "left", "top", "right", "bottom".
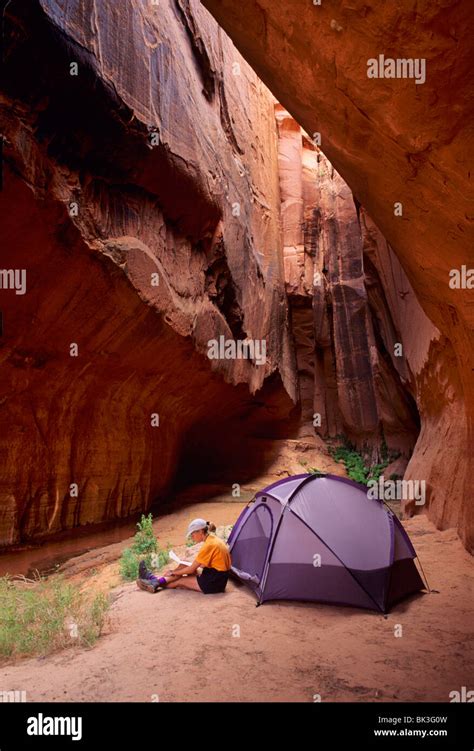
{"left": 197, "top": 567, "right": 229, "bottom": 594}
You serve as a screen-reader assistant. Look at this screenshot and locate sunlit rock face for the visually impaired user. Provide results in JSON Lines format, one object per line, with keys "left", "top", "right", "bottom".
{"left": 0, "top": 0, "right": 298, "bottom": 545}
{"left": 359, "top": 211, "right": 467, "bottom": 533}
{"left": 276, "top": 106, "right": 419, "bottom": 458}
{"left": 202, "top": 0, "right": 474, "bottom": 550}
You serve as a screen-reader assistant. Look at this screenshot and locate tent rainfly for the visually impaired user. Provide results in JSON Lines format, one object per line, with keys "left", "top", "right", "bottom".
{"left": 227, "top": 474, "right": 426, "bottom": 613}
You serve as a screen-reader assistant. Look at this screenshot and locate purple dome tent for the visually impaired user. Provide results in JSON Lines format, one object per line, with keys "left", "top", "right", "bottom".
{"left": 227, "top": 474, "right": 425, "bottom": 613}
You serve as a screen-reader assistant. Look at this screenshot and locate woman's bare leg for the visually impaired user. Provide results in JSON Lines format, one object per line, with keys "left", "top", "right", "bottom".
{"left": 165, "top": 575, "right": 202, "bottom": 592}
{"left": 160, "top": 574, "right": 181, "bottom": 584}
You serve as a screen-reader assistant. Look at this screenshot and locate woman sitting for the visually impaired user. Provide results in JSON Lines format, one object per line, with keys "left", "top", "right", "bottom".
{"left": 137, "top": 518, "right": 231, "bottom": 594}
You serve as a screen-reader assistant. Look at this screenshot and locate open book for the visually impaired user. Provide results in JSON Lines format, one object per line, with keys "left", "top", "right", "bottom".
{"left": 168, "top": 550, "right": 190, "bottom": 567}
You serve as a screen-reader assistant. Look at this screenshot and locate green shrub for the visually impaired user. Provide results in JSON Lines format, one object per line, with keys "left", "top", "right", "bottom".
{"left": 329, "top": 446, "right": 369, "bottom": 484}
{"left": 0, "top": 574, "right": 109, "bottom": 660}
{"left": 328, "top": 442, "right": 398, "bottom": 486}
{"left": 119, "top": 548, "right": 143, "bottom": 581}
{"left": 131, "top": 513, "right": 158, "bottom": 556}
{"left": 119, "top": 513, "right": 169, "bottom": 581}
{"left": 370, "top": 462, "right": 389, "bottom": 483}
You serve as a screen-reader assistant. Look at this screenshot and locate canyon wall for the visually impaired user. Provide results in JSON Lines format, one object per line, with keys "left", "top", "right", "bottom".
{"left": 1, "top": 0, "right": 471, "bottom": 552}
{"left": 202, "top": 0, "right": 474, "bottom": 550}
{"left": 277, "top": 106, "right": 419, "bottom": 458}
{"left": 0, "top": 0, "right": 298, "bottom": 545}
{"left": 276, "top": 106, "right": 464, "bottom": 533}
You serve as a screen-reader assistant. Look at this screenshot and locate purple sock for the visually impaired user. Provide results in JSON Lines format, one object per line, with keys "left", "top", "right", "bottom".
{"left": 157, "top": 577, "right": 167, "bottom": 586}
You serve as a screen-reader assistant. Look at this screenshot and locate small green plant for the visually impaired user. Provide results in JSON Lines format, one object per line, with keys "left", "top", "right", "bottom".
{"left": 328, "top": 440, "right": 398, "bottom": 487}
{"left": 330, "top": 446, "right": 369, "bottom": 484}
{"left": 151, "top": 548, "right": 171, "bottom": 569}
{"left": 119, "top": 513, "right": 169, "bottom": 581}
{"left": 370, "top": 462, "right": 388, "bottom": 483}
{"left": 131, "top": 513, "right": 157, "bottom": 556}
{"left": 0, "top": 574, "right": 109, "bottom": 660}
{"left": 308, "top": 467, "right": 325, "bottom": 477}
{"left": 119, "top": 548, "right": 142, "bottom": 581}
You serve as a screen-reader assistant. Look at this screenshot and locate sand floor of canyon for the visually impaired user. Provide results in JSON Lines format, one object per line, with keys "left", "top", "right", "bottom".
{"left": 1, "top": 499, "right": 473, "bottom": 703}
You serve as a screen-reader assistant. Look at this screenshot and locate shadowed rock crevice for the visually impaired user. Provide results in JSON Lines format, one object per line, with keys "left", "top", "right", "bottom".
{"left": 204, "top": 246, "right": 247, "bottom": 340}
{"left": 173, "top": 0, "right": 217, "bottom": 102}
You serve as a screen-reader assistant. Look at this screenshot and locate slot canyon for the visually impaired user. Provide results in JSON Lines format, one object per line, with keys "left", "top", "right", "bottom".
{"left": 0, "top": 0, "right": 472, "bottom": 562}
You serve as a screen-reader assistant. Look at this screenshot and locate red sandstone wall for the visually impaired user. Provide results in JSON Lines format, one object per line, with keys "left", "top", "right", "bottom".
{"left": 202, "top": 0, "right": 474, "bottom": 551}
{"left": 276, "top": 107, "right": 419, "bottom": 457}
{"left": 0, "top": 0, "right": 297, "bottom": 545}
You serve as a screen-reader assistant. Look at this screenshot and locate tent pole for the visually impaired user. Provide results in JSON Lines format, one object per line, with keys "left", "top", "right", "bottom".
{"left": 381, "top": 499, "right": 436, "bottom": 595}
{"left": 415, "top": 555, "right": 433, "bottom": 594}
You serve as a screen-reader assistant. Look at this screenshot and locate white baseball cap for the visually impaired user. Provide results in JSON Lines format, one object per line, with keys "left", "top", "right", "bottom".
{"left": 186, "top": 518, "right": 208, "bottom": 537}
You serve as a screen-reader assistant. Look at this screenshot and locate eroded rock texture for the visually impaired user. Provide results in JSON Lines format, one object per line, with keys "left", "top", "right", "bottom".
{"left": 360, "top": 212, "right": 467, "bottom": 536}
{"left": 276, "top": 106, "right": 419, "bottom": 457}
{"left": 0, "top": 0, "right": 298, "bottom": 545}
{"left": 202, "top": 0, "right": 474, "bottom": 550}
{"left": 1, "top": 0, "right": 472, "bottom": 554}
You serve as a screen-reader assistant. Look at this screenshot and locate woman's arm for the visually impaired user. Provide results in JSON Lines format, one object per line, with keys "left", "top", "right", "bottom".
{"left": 169, "top": 563, "right": 190, "bottom": 573}
{"left": 174, "top": 559, "right": 201, "bottom": 575}
{"left": 165, "top": 559, "right": 201, "bottom": 576}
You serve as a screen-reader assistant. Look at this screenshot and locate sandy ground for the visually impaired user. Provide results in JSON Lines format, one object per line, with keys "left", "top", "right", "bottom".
{"left": 1, "top": 500, "right": 473, "bottom": 703}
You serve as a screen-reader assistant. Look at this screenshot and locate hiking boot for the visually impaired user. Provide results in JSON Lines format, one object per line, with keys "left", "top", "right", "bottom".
{"left": 137, "top": 578, "right": 161, "bottom": 593}
{"left": 138, "top": 560, "right": 150, "bottom": 580}
{"left": 137, "top": 560, "right": 167, "bottom": 592}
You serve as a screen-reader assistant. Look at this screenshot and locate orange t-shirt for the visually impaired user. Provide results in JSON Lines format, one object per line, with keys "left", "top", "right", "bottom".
{"left": 195, "top": 533, "right": 231, "bottom": 572}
